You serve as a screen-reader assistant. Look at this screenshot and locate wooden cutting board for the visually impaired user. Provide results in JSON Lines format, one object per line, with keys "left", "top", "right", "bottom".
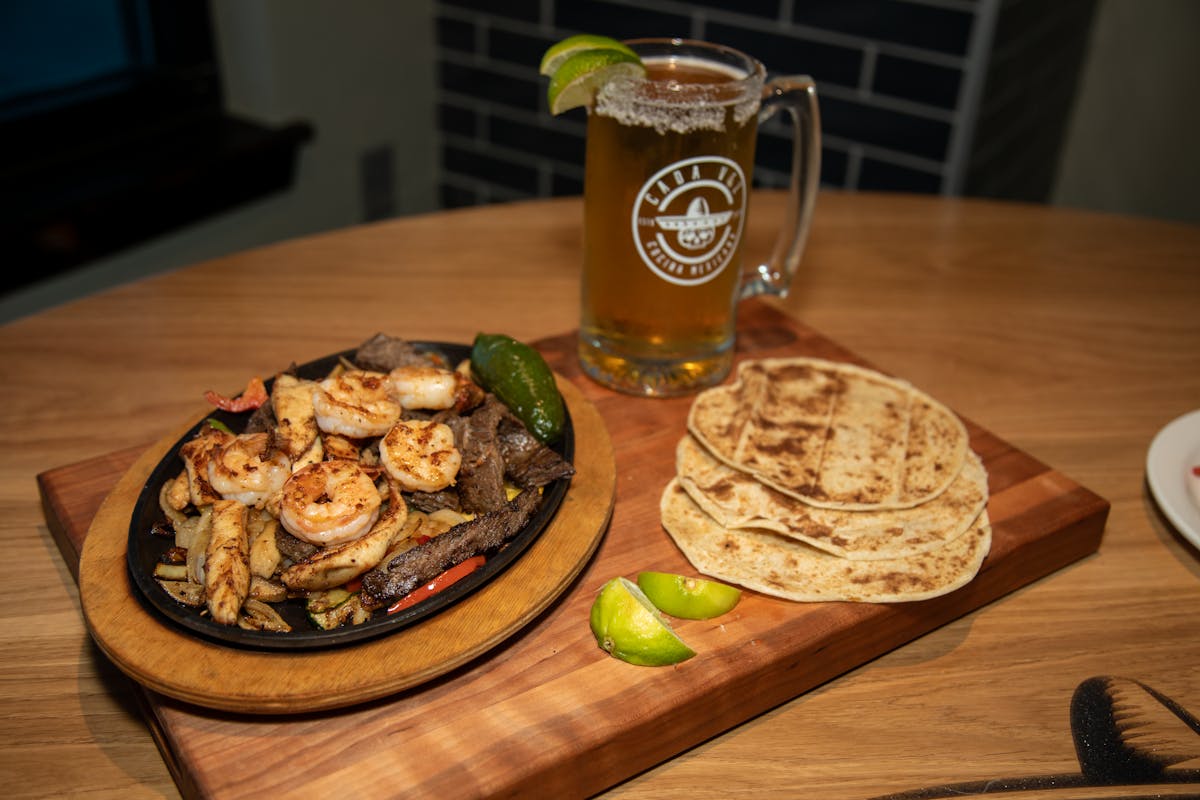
{"left": 38, "top": 301, "right": 1109, "bottom": 799}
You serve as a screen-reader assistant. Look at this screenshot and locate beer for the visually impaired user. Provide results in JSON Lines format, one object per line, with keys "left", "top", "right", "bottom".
{"left": 579, "top": 48, "right": 763, "bottom": 396}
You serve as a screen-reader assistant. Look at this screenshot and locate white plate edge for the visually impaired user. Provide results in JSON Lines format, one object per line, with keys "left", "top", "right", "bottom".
{"left": 1145, "top": 408, "right": 1200, "bottom": 551}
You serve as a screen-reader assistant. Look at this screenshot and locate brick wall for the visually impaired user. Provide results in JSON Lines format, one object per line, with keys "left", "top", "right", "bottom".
{"left": 433, "top": 0, "right": 1094, "bottom": 208}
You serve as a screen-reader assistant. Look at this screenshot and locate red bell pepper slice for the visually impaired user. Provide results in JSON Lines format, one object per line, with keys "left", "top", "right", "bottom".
{"left": 205, "top": 375, "right": 268, "bottom": 412}
{"left": 387, "top": 555, "right": 487, "bottom": 614}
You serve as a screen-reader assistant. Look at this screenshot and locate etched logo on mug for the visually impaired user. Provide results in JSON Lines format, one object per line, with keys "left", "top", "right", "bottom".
{"left": 632, "top": 156, "right": 747, "bottom": 286}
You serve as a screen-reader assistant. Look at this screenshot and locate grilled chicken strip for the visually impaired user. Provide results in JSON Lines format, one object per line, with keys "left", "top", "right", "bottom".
{"left": 247, "top": 513, "right": 283, "bottom": 579}
{"left": 205, "top": 499, "right": 251, "bottom": 626}
{"left": 179, "top": 429, "right": 231, "bottom": 507}
{"left": 271, "top": 372, "right": 324, "bottom": 469}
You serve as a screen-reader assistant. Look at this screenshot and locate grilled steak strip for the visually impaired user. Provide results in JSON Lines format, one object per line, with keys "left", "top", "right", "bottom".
{"left": 275, "top": 526, "right": 319, "bottom": 563}
{"left": 353, "top": 333, "right": 435, "bottom": 372}
{"left": 407, "top": 488, "right": 462, "bottom": 514}
{"left": 496, "top": 408, "right": 575, "bottom": 488}
{"left": 360, "top": 488, "right": 543, "bottom": 609}
{"left": 446, "top": 396, "right": 508, "bottom": 513}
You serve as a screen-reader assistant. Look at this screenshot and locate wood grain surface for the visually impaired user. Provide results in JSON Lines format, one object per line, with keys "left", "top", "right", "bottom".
{"left": 5, "top": 191, "right": 1199, "bottom": 800}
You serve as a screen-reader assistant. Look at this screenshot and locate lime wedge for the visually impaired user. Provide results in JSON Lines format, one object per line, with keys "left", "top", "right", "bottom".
{"left": 539, "top": 34, "right": 637, "bottom": 76}
{"left": 636, "top": 571, "right": 742, "bottom": 620}
{"left": 546, "top": 48, "right": 645, "bottom": 115}
{"left": 589, "top": 577, "right": 696, "bottom": 666}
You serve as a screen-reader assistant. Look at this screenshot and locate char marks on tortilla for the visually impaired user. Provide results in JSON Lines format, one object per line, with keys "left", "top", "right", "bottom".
{"left": 686, "top": 357, "right": 970, "bottom": 511}
{"left": 675, "top": 434, "right": 988, "bottom": 561}
{"left": 664, "top": 356, "right": 990, "bottom": 603}
{"left": 660, "top": 479, "right": 992, "bottom": 603}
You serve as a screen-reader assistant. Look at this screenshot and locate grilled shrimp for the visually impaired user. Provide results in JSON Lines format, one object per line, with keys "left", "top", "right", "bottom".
{"left": 281, "top": 484, "right": 410, "bottom": 591}
{"left": 312, "top": 369, "right": 402, "bottom": 438}
{"left": 379, "top": 419, "right": 462, "bottom": 492}
{"left": 388, "top": 364, "right": 462, "bottom": 410}
{"left": 206, "top": 432, "right": 292, "bottom": 508}
{"left": 278, "top": 460, "right": 383, "bottom": 546}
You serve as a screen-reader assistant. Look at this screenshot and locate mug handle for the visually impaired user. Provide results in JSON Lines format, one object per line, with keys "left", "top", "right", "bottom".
{"left": 739, "top": 75, "right": 821, "bottom": 300}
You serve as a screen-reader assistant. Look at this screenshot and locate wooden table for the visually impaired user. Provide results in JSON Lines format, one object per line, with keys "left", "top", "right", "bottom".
{"left": 4, "top": 191, "right": 1198, "bottom": 798}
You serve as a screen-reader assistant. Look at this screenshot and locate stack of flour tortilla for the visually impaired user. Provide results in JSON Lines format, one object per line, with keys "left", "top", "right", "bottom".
{"left": 660, "top": 357, "right": 992, "bottom": 603}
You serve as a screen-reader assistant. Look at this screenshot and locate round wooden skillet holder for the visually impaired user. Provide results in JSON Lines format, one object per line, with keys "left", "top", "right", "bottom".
{"left": 78, "top": 376, "right": 615, "bottom": 715}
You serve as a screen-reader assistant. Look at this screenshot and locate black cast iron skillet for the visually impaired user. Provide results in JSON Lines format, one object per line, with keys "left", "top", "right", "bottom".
{"left": 125, "top": 341, "right": 573, "bottom": 651}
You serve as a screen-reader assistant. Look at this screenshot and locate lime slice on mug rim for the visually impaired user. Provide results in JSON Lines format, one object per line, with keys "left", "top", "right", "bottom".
{"left": 539, "top": 33, "right": 638, "bottom": 76}
{"left": 545, "top": 47, "right": 645, "bottom": 115}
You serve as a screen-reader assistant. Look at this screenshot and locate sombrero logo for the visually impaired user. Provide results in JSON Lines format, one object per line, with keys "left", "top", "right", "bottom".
{"left": 631, "top": 155, "right": 746, "bottom": 286}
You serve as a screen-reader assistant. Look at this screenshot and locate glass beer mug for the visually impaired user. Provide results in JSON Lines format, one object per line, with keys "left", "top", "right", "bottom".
{"left": 578, "top": 38, "right": 821, "bottom": 397}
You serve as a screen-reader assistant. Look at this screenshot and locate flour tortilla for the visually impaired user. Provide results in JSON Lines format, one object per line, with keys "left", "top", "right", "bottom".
{"left": 660, "top": 479, "right": 991, "bottom": 603}
{"left": 687, "top": 357, "right": 969, "bottom": 511}
{"left": 676, "top": 434, "right": 988, "bottom": 561}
